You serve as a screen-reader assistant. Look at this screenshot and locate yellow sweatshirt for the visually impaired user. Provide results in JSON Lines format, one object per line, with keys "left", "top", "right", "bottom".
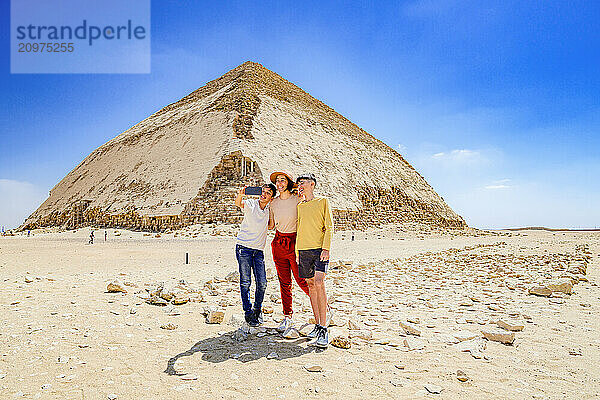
{"left": 296, "top": 197, "right": 334, "bottom": 252}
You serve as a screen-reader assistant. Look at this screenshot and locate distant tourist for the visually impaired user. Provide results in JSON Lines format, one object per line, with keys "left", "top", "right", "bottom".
{"left": 295, "top": 173, "right": 334, "bottom": 348}
{"left": 105, "top": 230, "right": 107, "bottom": 242}
{"left": 267, "top": 171, "right": 309, "bottom": 335}
{"left": 89, "top": 230, "right": 94, "bottom": 244}
{"left": 234, "top": 183, "right": 276, "bottom": 327}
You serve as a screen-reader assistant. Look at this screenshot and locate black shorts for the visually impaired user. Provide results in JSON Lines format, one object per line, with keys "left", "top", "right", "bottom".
{"left": 298, "top": 249, "right": 329, "bottom": 279}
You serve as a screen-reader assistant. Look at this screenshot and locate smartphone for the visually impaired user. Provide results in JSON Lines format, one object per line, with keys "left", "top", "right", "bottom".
{"left": 244, "top": 186, "right": 263, "bottom": 196}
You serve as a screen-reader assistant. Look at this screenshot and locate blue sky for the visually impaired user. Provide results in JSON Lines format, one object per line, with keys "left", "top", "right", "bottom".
{"left": 1, "top": 0, "right": 599, "bottom": 229}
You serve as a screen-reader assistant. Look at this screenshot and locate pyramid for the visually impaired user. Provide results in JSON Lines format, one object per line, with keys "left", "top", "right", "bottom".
{"left": 20, "top": 61, "right": 466, "bottom": 232}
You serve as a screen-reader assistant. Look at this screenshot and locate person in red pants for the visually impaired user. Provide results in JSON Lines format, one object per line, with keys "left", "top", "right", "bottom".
{"left": 268, "top": 171, "right": 309, "bottom": 334}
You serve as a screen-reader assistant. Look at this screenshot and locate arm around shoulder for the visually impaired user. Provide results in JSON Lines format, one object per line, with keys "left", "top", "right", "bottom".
{"left": 268, "top": 206, "right": 275, "bottom": 230}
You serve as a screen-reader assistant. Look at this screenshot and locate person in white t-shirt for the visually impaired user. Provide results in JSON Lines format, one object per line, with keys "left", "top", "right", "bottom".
{"left": 234, "top": 183, "right": 276, "bottom": 327}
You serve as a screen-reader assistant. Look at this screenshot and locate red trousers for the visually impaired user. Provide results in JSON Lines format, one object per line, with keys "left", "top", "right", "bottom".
{"left": 271, "top": 231, "right": 309, "bottom": 316}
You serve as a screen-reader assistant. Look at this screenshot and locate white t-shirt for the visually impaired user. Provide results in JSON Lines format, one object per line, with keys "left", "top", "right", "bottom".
{"left": 236, "top": 199, "right": 270, "bottom": 250}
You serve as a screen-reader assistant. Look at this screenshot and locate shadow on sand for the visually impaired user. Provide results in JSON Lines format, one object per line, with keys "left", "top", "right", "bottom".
{"left": 165, "top": 328, "right": 320, "bottom": 375}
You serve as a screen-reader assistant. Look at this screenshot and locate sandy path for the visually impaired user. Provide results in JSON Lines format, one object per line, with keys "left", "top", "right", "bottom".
{"left": 0, "top": 228, "right": 598, "bottom": 399}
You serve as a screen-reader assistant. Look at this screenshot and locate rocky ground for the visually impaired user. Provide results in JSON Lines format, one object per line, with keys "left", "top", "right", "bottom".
{"left": 0, "top": 226, "right": 598, "bottom": 399}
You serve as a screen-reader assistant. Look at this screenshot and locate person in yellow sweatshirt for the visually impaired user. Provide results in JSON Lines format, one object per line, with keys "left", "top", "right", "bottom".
{"left": 295, "top": 173, "right": 333, "bottom": 348}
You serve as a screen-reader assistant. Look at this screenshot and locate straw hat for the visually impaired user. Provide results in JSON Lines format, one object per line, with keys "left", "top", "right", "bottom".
{"left": 269, "top": 171, "right": 297, "bottom": 188}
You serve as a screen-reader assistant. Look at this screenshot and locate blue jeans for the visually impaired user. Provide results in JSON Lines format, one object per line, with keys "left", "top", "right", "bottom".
{"left": 235, "top": 244, "right": 267, "bottom": 318}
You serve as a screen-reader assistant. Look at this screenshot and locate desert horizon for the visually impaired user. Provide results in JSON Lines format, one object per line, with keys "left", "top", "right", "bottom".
{"left": 1, "top": 224, "right": 599, "bottom": 399}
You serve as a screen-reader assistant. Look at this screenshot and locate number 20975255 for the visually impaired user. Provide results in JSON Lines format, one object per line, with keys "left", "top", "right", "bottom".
{"left": 18, "top": 42, "right": 74, "bottom": 52}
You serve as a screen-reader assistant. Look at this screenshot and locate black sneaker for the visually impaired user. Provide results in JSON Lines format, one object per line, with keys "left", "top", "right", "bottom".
{"left": 248, "top": 309, "right": 263, "bottom": 327}
{"left": 244, "top": 311, "right": 254, "bottom": 324}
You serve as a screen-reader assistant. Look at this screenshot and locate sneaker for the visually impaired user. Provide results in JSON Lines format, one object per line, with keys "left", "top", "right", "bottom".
{"left": 277, "top": 316, "right": 293, "bottom": 333}
{"left": 247, "top": 315, "right": 260, "bottom": 327}
{"left": 306, "top": 324, "right": 321, "bottom": 339}
{"left": 315, "top": 327, "right": 329, "bottom": 348}
{"left": 254, "top": 309, "right": 264, "bottom": 325}
{"left": 244, "top": 311, "right": 254, "bottom": 324}
{"left": 247, "top": 310, "right": 262, "bottom": 327}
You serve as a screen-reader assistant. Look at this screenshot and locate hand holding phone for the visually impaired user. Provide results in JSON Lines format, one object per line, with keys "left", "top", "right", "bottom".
{"left": 244, "top": 186, "right": 262, "bottom": 196}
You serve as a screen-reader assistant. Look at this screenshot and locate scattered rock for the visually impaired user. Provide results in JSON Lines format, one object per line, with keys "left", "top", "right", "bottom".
{"left": 228, "top": 314, "right": 245, "bottom": 327}
{"left": 390, "top": 378, "right": 403, "bottom": 387}
{"left": 546, "top": 278, "right": 573, "bottom": 295}
{"left": 266, "top": 351, "right": 278, "bottom": 359}
{"left": 304, "top": 365, "right": 323, "bottom": 372}
{"left": 399, "top": 321, "right": 421, "bottom": 336}
{"left": 459, "top": 298, "right": 474, "bottom": 307}
{"left": 171, "top": 294, "right": 190, "bottom": 305}
{"left": 107, "top": 280, "right": 127, "bottom": 293}
{"left": 262, "top": 305, "right": 274, "bottom": 314}
{"left": 206, "top": 310, "right": 225, "bottom": 324}
{"left": 180, "top": 374, "right": 199, "bottom": 380}
{"left": 349, "top": 330, "right": 372, "bottom": 340}
{"left": 456, "top": 370, "right": 469, "bottom": 382}
{"left": 348, "top": 320, "right": 363, "bottom": 330}
{"left": 453, "top": 330, "right": 478, "bottom": 342}
{"left": 159, "top": 283, "right": 176, "bottom": 301}
{"left": 528, "top": 285, "right": 552, "bottom": 297}
{"left": 403, "top": 337, "right": 425, "bottom": 351}
{"left": 495, "top": 319, "right": 524, "bottom": 332}
{"left": 331, "top": 335, "right": 351, "bottom": 349}
{"left": 160, "top": 323, "right": 177, "bottom": 330}
{"left": 145, "top": 296, "right": 168, "bottom": 306}
{"left": 225, "top": 271, "right": 240, "bottom": 283}
{"left": 424, "top": 383, "right": 442, "bottom": 394}
{"left": 481, "top": 328, "right": 515, "bottom": 345}
{"left": 453, "top": 338, "right": 487, "bottom": 359}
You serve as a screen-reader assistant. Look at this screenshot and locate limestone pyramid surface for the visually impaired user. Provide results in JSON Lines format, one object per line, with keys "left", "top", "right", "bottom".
{"left": 21, "top": 61, "right": 466, "bottom": 231}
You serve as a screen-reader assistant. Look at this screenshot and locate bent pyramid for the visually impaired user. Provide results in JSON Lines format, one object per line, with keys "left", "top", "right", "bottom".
{"left": 21, "top": 61, "right": 466, "bottom": 231}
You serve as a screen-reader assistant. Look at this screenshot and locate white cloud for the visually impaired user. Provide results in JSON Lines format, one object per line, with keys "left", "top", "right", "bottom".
{"left": 428, "top": 148, "right": 486, "bottom": 166}
{"left": 397, "top": 144, "right": 407, "bottom": 153}
{"left": 0, "top": 179, "right": 47, "bottom": 230}
{"left": 484, "top": 184, "right": 510, "bottom": 190}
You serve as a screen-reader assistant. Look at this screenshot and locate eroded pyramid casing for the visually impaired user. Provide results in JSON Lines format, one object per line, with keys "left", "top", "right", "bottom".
{"left": 21, "top": 61, "right": 466, "bottom": 231}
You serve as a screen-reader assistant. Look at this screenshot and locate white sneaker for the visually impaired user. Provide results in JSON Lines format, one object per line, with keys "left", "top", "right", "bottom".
{"left": 306, "top": 324, "right": 321, "bottom": 339}
{"left": 315, "top": 327, "right": 329, "bottom": 348}
{"left": 277, "top": 316, "right": 293, "bottom": 333}
{"left": 307, "top": 325, "right": 322, "bottom": 345}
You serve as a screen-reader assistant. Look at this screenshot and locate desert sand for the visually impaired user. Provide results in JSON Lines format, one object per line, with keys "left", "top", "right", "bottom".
{"left": 1, "top": 226, "right": 598, "bottom": 399}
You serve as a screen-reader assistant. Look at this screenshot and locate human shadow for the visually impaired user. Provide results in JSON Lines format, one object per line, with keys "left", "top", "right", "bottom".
{"left": 164, "top": 328, "right": 318, "bottom": 375}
